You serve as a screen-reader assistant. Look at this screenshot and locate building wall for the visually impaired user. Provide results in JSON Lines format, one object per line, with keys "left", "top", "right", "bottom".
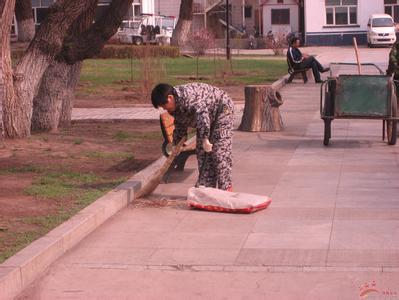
{"left": 262, "top": 0, "right": 299, "bottom": 35}
{"left": 154, "top": 0, "right": 180, "bottom": 17}
{"left": 305, "top": 0, "right": 385, "bottom": 45}
{"left": 141, "top": 0, "right": 155, "bottom": 14}
{"left": 227, "top": 0, "right": 259, "bottom": 34}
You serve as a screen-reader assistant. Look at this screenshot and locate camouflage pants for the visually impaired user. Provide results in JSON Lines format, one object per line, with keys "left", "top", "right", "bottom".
{"left": 196, "top": 99, "right": 234, "bottom": 190}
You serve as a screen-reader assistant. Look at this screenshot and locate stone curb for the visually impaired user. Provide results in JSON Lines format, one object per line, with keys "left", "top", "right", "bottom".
{"left": 0, "top": 156, "right": 167, "bottom": 300}
{"left": 0, "top": 73, "right": 290, "bottom": 299}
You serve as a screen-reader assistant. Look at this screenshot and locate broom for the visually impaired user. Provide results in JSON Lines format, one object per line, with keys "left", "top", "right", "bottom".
{"left": 135, "top": 138, "right": 186, "bottom": 199}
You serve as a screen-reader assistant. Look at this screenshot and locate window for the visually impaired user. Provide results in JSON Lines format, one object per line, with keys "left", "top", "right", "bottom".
{"left": 244, "top": 5, "right": 252, "bottom": 18}
{"left": 277, "top": 0, "right": 284, "bottom": 3}
{"left": 133, "top": 4, "right": 141, "bottom": 17}
{"left": 325, "top": 0, "right": 357, "bottom": 26}
{"left": 11, "top": 16, "right": 17, "bottom": 35}
{"left": 271, "top": 9, "right": 290, "bottom": 25}
{"left": 36, "top": 7, "right": 49, "bottom": 23}
{"left": 384, "top": 0, "right": 399, "bottom": 23}
{"left": 31, "top": 0, "right": 55, "bottom": 26}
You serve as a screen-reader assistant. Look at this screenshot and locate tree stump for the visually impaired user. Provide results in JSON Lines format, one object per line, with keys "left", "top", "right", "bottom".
{"left": 238, "top": 85, "right": 284, "bottom": 132}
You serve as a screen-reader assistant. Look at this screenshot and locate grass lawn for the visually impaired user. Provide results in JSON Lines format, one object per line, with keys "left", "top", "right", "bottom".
{"left": 77, "top": 57, "right": 287, "bottom": 96}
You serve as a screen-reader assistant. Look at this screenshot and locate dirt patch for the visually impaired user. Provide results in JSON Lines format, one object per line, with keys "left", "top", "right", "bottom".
{"left": 0, "top": 120, "right": 163, "bottom": 262}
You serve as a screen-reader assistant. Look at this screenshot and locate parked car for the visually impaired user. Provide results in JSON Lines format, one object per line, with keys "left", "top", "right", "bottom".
{"left": 118, "top": 15, "right": 176, "bottom": 46}
{"left": 367, "top": 14, "right": 396, "bottom": 47}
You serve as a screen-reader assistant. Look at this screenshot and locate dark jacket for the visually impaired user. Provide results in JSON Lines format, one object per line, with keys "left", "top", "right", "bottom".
{"left": 288, "top": 46, "right": 303, "bottom": 65}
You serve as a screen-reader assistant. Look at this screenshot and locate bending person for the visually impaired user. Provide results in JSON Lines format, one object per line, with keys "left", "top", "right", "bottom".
{"left": 151, "top": 83, "right": 234, "bottom": 191}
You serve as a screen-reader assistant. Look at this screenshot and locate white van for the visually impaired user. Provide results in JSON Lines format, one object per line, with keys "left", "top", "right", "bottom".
{"left": 367, "top": 14, "right": 396, "bottom": 47}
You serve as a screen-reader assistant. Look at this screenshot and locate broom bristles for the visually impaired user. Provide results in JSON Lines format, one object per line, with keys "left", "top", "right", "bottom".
{"left": 135, "top": 139, "right": 186, "bottom": 199}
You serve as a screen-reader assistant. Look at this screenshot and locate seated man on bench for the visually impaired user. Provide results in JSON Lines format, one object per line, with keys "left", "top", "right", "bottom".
{"left": 288, "top": 37, "right": 329, "bottom": 83}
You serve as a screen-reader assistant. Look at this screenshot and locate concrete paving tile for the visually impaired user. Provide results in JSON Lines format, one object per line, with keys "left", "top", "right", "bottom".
{"left": 62, "top": 247, "right": 155, "bottom": 265}
{"left": 174, "top": 213, "right": 257, "bottom": 233}
{"left": 160, "top": 232, "right": 248, "bottom": 249}
{"left": 235, "top": 249, "right": 327, "bottom": 266}
{"left": 245, "top": 220, "right": 332, "bottom": 249}
{"left": 329, "top": 221, "right": 399, "bottom": 250}
{"left": 334, "top": 208, "right": 399, "bottom": 221}
{"left": 327, "top": 249, "right": 399, "bottom": 267}
{"left": 79, "top": 231, "right": 169, "bottom": 249}
{"left": 149, "top": 248, "right": 240, "bottom": 265}
{"left": 258, "top": 207, "right": 334, "bottom": 220}
{"left": 20, "top": 264, "right": 399, "bottom": 300}
{"left": 94, "top": 209, "right": 186, "bottom": 233}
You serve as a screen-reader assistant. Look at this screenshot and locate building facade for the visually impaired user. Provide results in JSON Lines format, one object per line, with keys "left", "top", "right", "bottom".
{"left": 14, "top": 0, "right": 399, "bottom": 46}
{"left": 304, "top": 0, "right": 383, "bottom": 45}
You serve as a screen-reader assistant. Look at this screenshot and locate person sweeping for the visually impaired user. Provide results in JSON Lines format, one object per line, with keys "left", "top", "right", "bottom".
{"left": 151, "top": 83, "right": 234, "bottom": 191}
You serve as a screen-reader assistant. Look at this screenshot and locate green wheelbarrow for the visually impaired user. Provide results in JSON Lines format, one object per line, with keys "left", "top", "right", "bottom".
{"left": 320, "top": 63, "right": 398, "bottom": 146}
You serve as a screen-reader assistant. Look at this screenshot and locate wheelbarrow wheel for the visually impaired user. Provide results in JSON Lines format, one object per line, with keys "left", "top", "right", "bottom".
{"left": 387, "top": 95, "right": 398, "bottom": 145}
{"left": 387, "top": 120, "right": 397, "bottom": 145}
{"left": 323, "top": 119, "right": 331, "bottom": 146}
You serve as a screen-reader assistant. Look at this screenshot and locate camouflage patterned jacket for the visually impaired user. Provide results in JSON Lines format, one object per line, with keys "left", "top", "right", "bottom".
{"left": 171, "top": 83, "right": 234, "bottom": 145}
{"left": 387, "top": 42, "right": 399, "bottom": 79}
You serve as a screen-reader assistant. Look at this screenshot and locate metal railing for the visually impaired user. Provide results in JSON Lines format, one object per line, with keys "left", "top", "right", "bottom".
{"left": 193, "top": 0, "right": 222, "bottom": 13}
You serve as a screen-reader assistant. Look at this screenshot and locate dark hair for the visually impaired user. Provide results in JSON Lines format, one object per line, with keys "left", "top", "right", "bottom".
{"left": 151, "top": 83, "right": 176, "bottom": 108}
{"left": 290, "top": 37, "right": 300, "bottom": 46}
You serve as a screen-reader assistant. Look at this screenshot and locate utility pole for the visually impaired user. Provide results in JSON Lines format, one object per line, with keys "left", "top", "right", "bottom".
{"left": 226, "top": 0, "right": 231, "bottom": 60}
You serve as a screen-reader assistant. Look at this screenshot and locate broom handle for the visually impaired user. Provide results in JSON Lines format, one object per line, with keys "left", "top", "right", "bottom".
{"left": 353, "top": 37, "right": 362, "bottom": 75}
{"left": 195, "top": 102, "right": 225, "bottom": 188}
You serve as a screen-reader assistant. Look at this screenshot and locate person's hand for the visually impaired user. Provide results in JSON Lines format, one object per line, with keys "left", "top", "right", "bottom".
{"left": 202, "top": 138, "right": 213, "bottom": 152}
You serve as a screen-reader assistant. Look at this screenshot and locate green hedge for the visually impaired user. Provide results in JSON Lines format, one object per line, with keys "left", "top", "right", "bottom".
{"left": 11, "top": 45, "right": 180, "bottom": 62}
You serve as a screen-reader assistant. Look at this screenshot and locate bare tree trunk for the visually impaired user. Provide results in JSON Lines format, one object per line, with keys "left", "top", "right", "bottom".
{"left": 59, "top": 62, "right": 81, "bottom": 127}
{"left": 32, "top": 0, "right": 133, "bottom": 132}
{"left": 31, "top": 61, "right": 81, "bottom": 132}
{"left": 238, "top": 85, "right": 284, "bottom": 132}
{"left": 31, "top": 3, "right": 96, "bottom": 132}
{"left": 2, "top": 0, "right": 97, "bottom": 138}
{"left": 1, "top": 0, "right": 17, "bottom": 136}
{"left": 171, "top": 0, "right": 193, "bottom": 47}
{"left": 15, "top": 0, "right": 35, "bottom": 42}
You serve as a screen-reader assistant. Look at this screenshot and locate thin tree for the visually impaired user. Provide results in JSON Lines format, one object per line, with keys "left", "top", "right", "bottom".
{"left": 15, "top": 0, "right": 35, "bottom": 42}
{"left": 171, "top": 0, "right": 193, "bottom": 47}
{"left": 187, "top": 29, "right": 214, "bottom": 79}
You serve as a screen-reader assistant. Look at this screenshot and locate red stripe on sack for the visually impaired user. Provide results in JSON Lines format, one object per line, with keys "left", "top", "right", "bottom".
{"left": 188, "top": 199, "right": 272, "bottom": 214}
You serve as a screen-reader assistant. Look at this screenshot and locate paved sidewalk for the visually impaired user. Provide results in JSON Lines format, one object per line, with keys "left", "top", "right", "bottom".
{"left": 18, "top": 80, "right": 399, "bottom": 299}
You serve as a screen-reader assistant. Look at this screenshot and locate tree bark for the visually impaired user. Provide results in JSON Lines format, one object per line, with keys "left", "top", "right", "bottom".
{"left": 31, "top": 61, "right": 82, "bottom": 132}
{"left": 238, "top": 85, "right": 284, "bottom": 132}
{"left": 15, "top": 0, "right": 35, "bottom": 42}
{"left": 32, "top": 0, "right": 133, "bottom": 133}
{"left": 31, "top": 4, "right": 96, "bottom": 132}
{"left": 1, "top": 0, "right": 17, "bottom": 136}
{"left": 2, "top": 0, "right": 97, "bottom": 138}
{"left": 59, "top": 62, "right": 82, "bottom": 127}
{"left": 171, "top": 0, "right": 193, "bottom": 47}
{"left": 58, "top": 0, "right": 134, "bottom": 64}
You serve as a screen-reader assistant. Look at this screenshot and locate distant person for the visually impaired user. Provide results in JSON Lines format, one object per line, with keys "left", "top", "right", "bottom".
{"left": 287, "top": 37, "right": 329, "bottom": 83}
{"left": 151, "top": 83, "right": 234, "bottom": 191}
